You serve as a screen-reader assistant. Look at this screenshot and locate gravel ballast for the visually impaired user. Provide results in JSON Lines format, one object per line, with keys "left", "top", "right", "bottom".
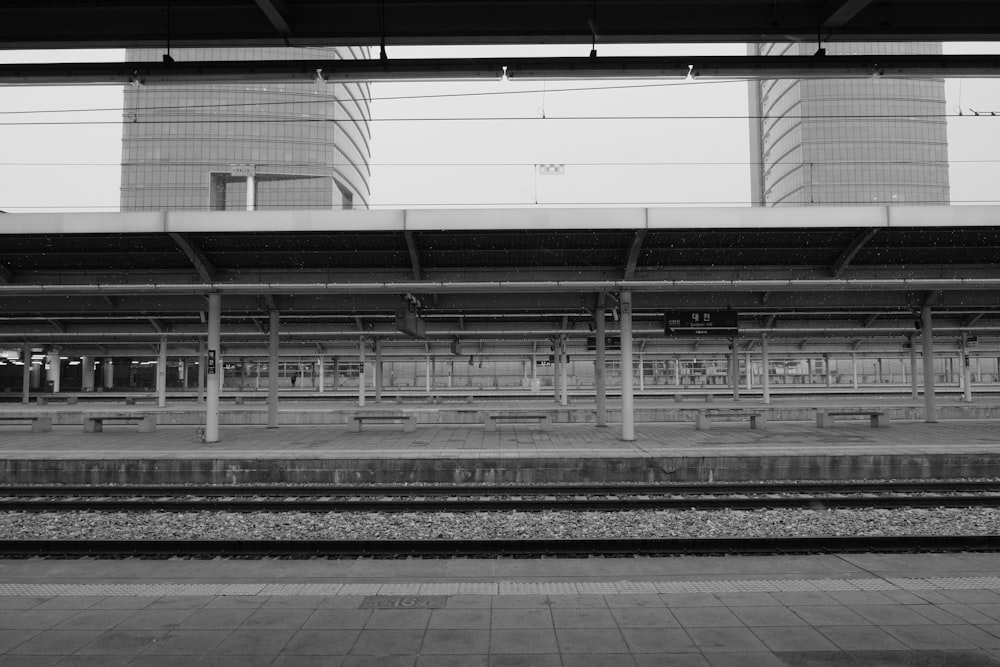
{"left": 0, "top": 508, "right": 998, "bottom": 541}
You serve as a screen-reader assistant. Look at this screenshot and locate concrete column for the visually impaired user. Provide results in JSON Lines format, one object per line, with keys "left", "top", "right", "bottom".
{"left": 910, "top": 334, "right": 919, "bottom": 399}
{"left": 620, "top": 291, "right": 635, "bottom": 441}
{"left": 961, "top": 332, "right": 973, "bottom": 403}
{"left": 559, "top": 338, "right": 568, "bottom": 406}
{"left": 81, "top": 356, "right": 95, "bottom": 392}
{"left": 595, "top": 306, "right": 607, "bottom": 427}
{"left": 425, "top": 354, "right": 431, "bottom": 391}
{"left": 760, "top": 334, "right": 770, "bottom": 404}
{"left": 246, "top": 174, "right": 255, "bottom": 211}
{"left": 267, "top": 310, "right": 279, "bottom": 429}
{"left": 638, "top": 352, "right": 645, "bottom": 392}
{"left": 851, "top": 353, "right": 858, "bottom": 389}
{"left": 46, "top": 352, "right": 61, "bottom": 393}
{"left": 922, "top": 305, "right": 937, "bottom": 423}
{"left": 673, "top": 358, "right": 680, "bottom": 386}
{"left": 332, "top": 357, "right": 340, "bottom": 390}
{"left": 375, "top": 340, "right": 383, "bottom": 403}
{"left": 21, "top": 343, "right": 31, "bottom": 404}
{"left": 197, "top": 342, "right": 206, "bottom": 403}
{"left": 205, "top": 293, "right": 221, "bottom": 443}
{"left": 156, "top": 337, "right": 167, "bottom": 408}
{"left": 730, "top": 341, "right": 740, "bottom": 400}
{"left": 358, "top": 337, "right": 366, "bottom": 407}
{"left": 825, "top": 354, "right": 833, "bottom": 388}
{"left": 103, "top": 357, "right": 114, "bottom": 390}
{"left": 552, "top": 342, "right": 561, "bottom": 404}
{"left": 745, "top": 350, "right": 752, "bottom": 391}
{"left": 806, "top": 358, "right": 814, "bottom": 385}
{"left": 318, "top": 356, "right": 325, "bottom": 393}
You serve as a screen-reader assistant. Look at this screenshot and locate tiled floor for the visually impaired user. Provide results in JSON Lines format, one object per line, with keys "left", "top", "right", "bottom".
{"left": 2, "top": 554, "right": 1000, "bottom": 665}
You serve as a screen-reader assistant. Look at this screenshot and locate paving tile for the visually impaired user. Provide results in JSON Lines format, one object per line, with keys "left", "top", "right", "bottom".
{"left": 561, "top": 654, "right": 637, "bottom": 667}
{"left": 672, "top": 606, "right": 745, "bottom": 628}
{"left": 489, "top": 629, "right": 559, "bottom": 654}
{"left": 610, "top": 606, "right": 681, "bottom": 628}
{"left": 851, "top": 603, "right": 941, "bottom": 625}
{"left": 944, "top": 625, "right": 1000, "bottom": 650}
{"left": 488, "top": 655, "right": 561, "bottom": 667}
{"left": 280, "top": 629, "right": 359, "bottom": 655}
{"left": 934, "top": 604, "right": 1000, "bottom": 624}
{"left": 686, "top": 627, "right": 770, "bottom": 653}
{"left": 883, "top": 624, "right": 978, "bottom": 650}
{"left": 75, "top": 629, "right": 166, "bottom": 655}
{"left": 545, "top": 595, "right": 608, "bottom": 608}
{"left": 0, "top": 657, "right": 58, "bottom": 667}
{"left": 816, "top": 625, "right": 910, "bottom": 651}
{"left": 0, "top": 596, "right": 47, "bottom": 610}
{"left": 442, "top": 595, "right": 492, "bottom": 609}
{"left": 770, "top": 592, "right": 840, "bottom": 606}
{"left": 420, "top": 628, "right": 490, "bottom": 654}
{"left": 203, "top": 596, "right": 266, "bottom": 610}
{"left": 303, "top": 608, "right": 372, "bottom": 629}
{"left": 551, "top": 607, "right": 618, "bottom": 628}
{"left": 240, "top": 606, "right": 314, "bottom": 630}
{"left": 342, "top": 656, "right": 416, "bottom": 667}
{"left": 7, "top": 630, "right": 105, "bottom": 656}
{"left": 363, "top": 608, "right": 432, "bottom": 630}
{"left": 555, "top": 628, "right": 629, "bottom": 653}
{"left": 49, "top": 656, "right": 133, "bottom": 667}
{"left": 145, "top": 596, "right": 214, "bottom": 611}
{"left": 825, "top": 591, "right": 895, "bottom": 605}
{"left": 660, "top": 594, "right": 725, "bottom": 607}
{"left": 0, "top": 628, "right": 39, "bottom": 652}
{"left": 633, "top": 655, "right": 710, "bottom": 667}
{"left": 704, "top": 653, "right": 786, "bottom": 667}
{"left": 416, "top": 655, "right": 488, "bottom": 667}
{"left": 604, "top": 594, "right": 665, "bottom": 608}
{"left": 318, "top": 597, "right": 367, "bottom": 609}
{"left": 714, "top": 593, "right": 781, "bottom": 607}
{"left": 729, "top": 605, "right": 807, "bottom": 627}
{"left": 621, "top": 627, "right": 699, "bottom": 653}
{"left": 140, "top": 629, "right": 229, "bottom": 655}
{"left": 490, "top": 608, "right": 552, "bottom": 629}
{"left": 210, "top": 629, "right": 295, "bottom": 655}
{"left": 0, "top": 609, "right": 77, "bottom": 629}
{"left": 427, "top": 608, "right": 490, "bottom": 629}
{"left": 349, "top": 629, "right": 424, "bottom": 655}
{"left": 751, "top": 626, "right": 839, "bottom": 652}
{"left": 113, "top": 609, "right": 194, "bottom": 630}
{"left": 33, "top": 597, "right": 104, "bottom": 611}
{"left": 87, "top": 597, "right": 154, "bottom": 611}
{"left": 789, "top": 605, "right": 871, "bottom": 626}
{"left": 972, "top": 605, "right": 1000, "bottom": 622}
{"left": 179, "top": 606, "right": 256, "bottom": 629}
{"left": 272, "top": 657, "right": 346, "bottom": 667}
{"left": 944, "top": 591, "right": 1000, "bottom": 604}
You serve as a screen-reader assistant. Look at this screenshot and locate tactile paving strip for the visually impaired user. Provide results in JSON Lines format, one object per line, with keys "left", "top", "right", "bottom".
{"left": 1, "top": 577, "right": 999, "bottom": 597}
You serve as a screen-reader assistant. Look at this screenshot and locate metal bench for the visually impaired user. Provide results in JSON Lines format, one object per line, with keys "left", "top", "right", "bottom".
{"left": 352, "top": 413, "right": 417, "bottom": 432}
{"left": 695, "top": 409, "right": 764, "bottom": 430}
{"left": 0, "top": 415, "right": 53, "bottom": 432}
{"left": 674, "top": 393, "right": 715, "bottom": 402}
{"left": 482, "top": 412, "right": 551, "bottom": 431}
{"left": 83, "top": 412, "right": 157, "bottom": 433}
{"left": 816, "top": 410, "right": 889, "bottom": 428}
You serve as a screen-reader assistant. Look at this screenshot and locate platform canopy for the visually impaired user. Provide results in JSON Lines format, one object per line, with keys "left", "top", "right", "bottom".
{"left": 2, "top": 1, "right": 1000, "bottom": 49}
{"left": 0, "top": 205, "right": 998, "bottom": 356}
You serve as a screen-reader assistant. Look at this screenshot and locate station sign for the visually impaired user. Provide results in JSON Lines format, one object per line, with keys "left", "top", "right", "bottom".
{"left": 664, "top": 310, "right": 739, "bottom": 336}
{"left": 586, "top": 336, "right": 621, "bottom": 351}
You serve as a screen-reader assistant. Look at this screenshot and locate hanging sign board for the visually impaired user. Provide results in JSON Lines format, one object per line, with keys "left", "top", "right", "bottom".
{"left": 664, "top": 311, "right": 739, "bottom": 336}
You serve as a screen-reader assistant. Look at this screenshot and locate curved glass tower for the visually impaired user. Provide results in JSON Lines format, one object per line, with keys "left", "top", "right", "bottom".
{"left": 120, "top": 47, "right": 370, "bottom": 211}
{"left": 748, "top": 42, "right": 949, "bottom": 206}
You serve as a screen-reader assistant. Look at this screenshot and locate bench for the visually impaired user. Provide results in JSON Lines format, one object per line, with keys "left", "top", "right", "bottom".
{"left": 674, "top": 393, "right": 714, "bottom": 402}
{"left": 0, "top": 415, "right": 53, "bottom": 432}
{"left": 695, "top": 409, "right": 765, "bottom": 430}
{"left": 352, "top": 413, "right": 417, "bottom": 432}
{"left": 816, "top": 410, "right": 889, "bottom": 428}
{"left": 482, "top": 412, "right": 551, "bottom": 431}
{"left": 36, "top": 396, "right": 77, "bottom": 406}
{"left": 83, "top": 412, "right": 157, "bottom": 433}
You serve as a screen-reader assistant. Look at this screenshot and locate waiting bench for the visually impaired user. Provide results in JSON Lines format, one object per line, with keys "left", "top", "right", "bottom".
{"left": 695, "top": 409, "right": 765, "bottom": 430}
{"left": 83, "top": 412, "right": 157, "bottom": 433}
{"left": 482, "top": 411, "right": 552, "bottom": 431}
{"left": 0, "top": 415, "right": 53, "bottom": 432}
{"left": 352, "top": 413, "right": 417, "bottom": 432}
{"left": 816, "top": 410, "right": 889, "bottom": 428}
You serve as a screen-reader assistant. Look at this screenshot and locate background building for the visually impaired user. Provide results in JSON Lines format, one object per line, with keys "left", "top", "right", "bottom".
{"left": 748, "top": 42, "right": 949, "bottom": 206}
{"left": 121, "top": 47, "right": 371, "bottom": 211}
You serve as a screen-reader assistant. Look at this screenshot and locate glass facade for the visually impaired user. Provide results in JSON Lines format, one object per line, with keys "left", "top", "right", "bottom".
{"left": 120, "top": 47, "right": 371, "bottom": 211}
{"left": 749, "top": 42, "right": 949, "bottom": 206}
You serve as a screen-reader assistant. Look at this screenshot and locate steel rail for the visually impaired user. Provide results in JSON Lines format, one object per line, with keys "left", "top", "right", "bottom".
{"left": 1, "top": 536, "right": 999, "bottom": 558}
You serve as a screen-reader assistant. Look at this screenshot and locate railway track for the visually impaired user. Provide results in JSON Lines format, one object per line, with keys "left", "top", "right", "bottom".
{"left": 2, "top": 481, "right": 1000, "bottom": 512}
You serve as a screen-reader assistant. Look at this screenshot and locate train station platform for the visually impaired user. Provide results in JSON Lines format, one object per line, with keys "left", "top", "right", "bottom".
{"left": 2, "top": 552, "right": 1000, "bottom": 665}
{"left": 0, "top": 396, "right": 998, "bottom": 484}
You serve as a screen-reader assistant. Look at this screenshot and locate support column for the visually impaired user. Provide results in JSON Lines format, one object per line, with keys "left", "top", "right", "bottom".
{"left": 730, "top": 340, "right": 740, "bottom": 401}
{"left": 552, "top": 342, "right": 561, "bottom": 404}
{"left": 267, "top": 310, "right": 279, "bottom": 429}
{"left": 559, "top": 337, "right": 568, "bottom": 406}
{"left": 922, "top": 305, "right": 937, "bottom": 423}
{"left": 425, "top": 354, "right": 431, "bottom": 392}
{"left": 961, "top": 332, "right": 973, "bottom": 403}
{"left": 246, "top": 174, "right": 256, "bottom": 211}
{"left": 824, "top": 354, "right": 833, "bottom": 388}
{"left": 156, "top": 337, "right": 167, "bottom": 408}
{"left": 103, "top": 357, "right": 115, "bottom": 390}
{"left": 318, "top": 356, "right": 325, "bottom": 393}
{"left": 910, "top": 334, "right": 919, "bottom": 399}
{"left": 595, "top": 306, "right": 607, "bottom": 427}
{"left": 638, "top": 352, "right": 645, "bottom": 392}
{"left": 851, "top": 353, "right": 858, "bottom": 389}
{"left": 620, "top": 291, "right": 635, "bottom": 441}
{"left": 760, "top": 334, "right": 770, "bottom": 405}
{"left": 205, "top": 293, "right": 221, "bottom": 443}
{"left": 81, "top": 356, "right": 95, "bottom": 392}
{"left": 46, "top": 351, "right": 61, "bottom": 393}
{"left": 197, "top": 342, "right": 206, "bottom": 403}
{"left": 332, "top": 357, "right": 339, "bottom": 390}
{"left": 21, "top": 343, "right": 31, "bottom": 404}
{"left": 745, "top": 350, "right": 752, "bottom": 391}
{"left": 375, "top": 340, "right": 383, "bottom": 403}
{"left": 358, "top": 337, "right": 366, "bottom": 407}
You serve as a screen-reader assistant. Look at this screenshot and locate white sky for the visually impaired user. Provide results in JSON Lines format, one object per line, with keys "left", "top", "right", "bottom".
{"left": 0, "top": 43, "right": 998, "bottom": 212}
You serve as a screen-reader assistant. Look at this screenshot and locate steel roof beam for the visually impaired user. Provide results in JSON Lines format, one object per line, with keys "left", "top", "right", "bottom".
{"left": 403, "top": 231, "right": 422, "bottom": 281}
{"left": 168, "top": 232, "right": 217, "bottom": 283}
{"left": 0, "top": 265, "right": 12, "bottom": 283}
{"left": 624, "top": 230, "right": 646, "bottom": 280}
{"left": 831, "top": 228, "right": 878, "bottom": 277}
{"left": 253, "top": 0, "right": 293, "bottom": 39}
{"left": 820, "top": 0, "right": 875, "bottom": 28}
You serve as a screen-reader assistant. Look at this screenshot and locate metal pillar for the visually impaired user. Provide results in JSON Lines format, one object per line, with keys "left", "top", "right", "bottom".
{"left": 730, "top": 340, "right": 740, "bottom": 400}
{"left": 760, "top": 334, "right": 770, "bottom": 404}
{"left": 332, "top": 357, "right": 339, "bottom": 390}
{"left": 638, "top": 352, "right": 645, "bottom": 392}
{"left": 824, "top": 354, "right": 833, "bottom": 388}
{"left": 156, "top": 337, "right": 167, "bottom": 408}
{"left": 961, "top": 332, "right": 973, "bottom": 403}
{"left": 425, "top": 354, "right": 431, "bottom": 391}
{"left": 81, "top": 356, "right": 95, "bottom": 392}
{"left": 46, "top": 352, "right": 61, "bottom": 393}
{"left": 246, "top": 174, "right": 255, "bottom": 211}
{"left": 267, "top": 310, "right": 279, "bottom": 429}
{"left": 205, "top": 293, "right": 221, "bottom": 443}
{"left": 21, "top": 343, "right": 30, "bottom": 404}
{"left": 197, "top": 342, "right": 206, "bottom": 403}
{"left": 620, "top": 291, "right": 635, "bottom": 441}
{"left": 921, "top": 305, "right": 937, "bottom": 423}
{"left": 358, "top": 337, "right": 366, "bottom": 407}
{"left": 851, "top": 353, "right": 858, "bottom": 389}
{"left": 552, "top": 342, "right": 561, "bottom": 404}
{"left": 559, "top": 338, "right": 568, "bottom": 406}
{"left": 103, "top": 357, "right": 114, "bottom": 390}
{"left": 318, "top": 355, "right": 324, "bottom": 393}
{"left": 375, "top": 340, "right": 383, "bottom": 403}
{"left": 595, "top": 306, "right": 607, "bottom": 426}
{"left": 910, "top": 334, "right": 919, "bottom": 399}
